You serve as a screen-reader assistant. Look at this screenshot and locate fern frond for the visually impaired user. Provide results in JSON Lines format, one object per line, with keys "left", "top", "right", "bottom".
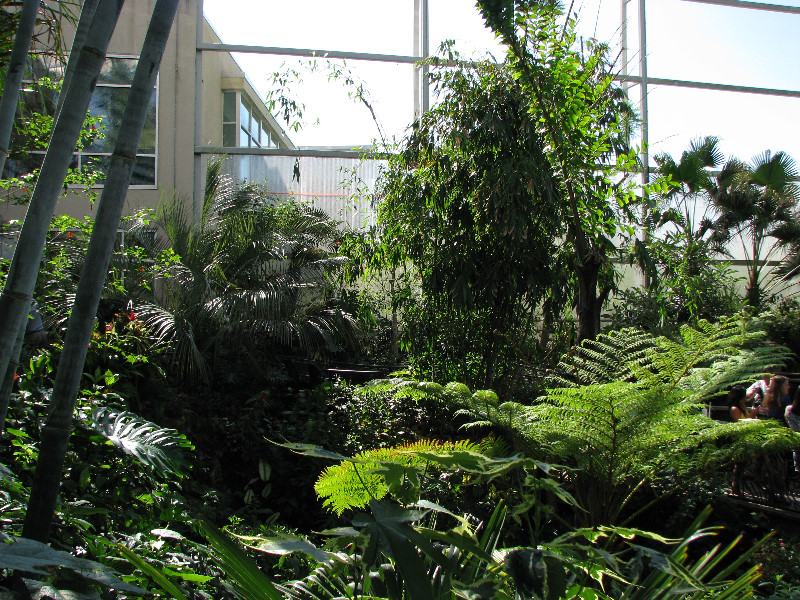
{"left": 314, "top": 439, "right": 478, "bottom": 515}
{"left": 457, "top": 316, "right": 795, "bottom": 525}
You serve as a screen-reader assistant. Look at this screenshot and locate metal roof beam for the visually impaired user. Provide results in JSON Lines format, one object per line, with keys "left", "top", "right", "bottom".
{"left": 197, "top": 42, "right": 421, "bottom": 65}
{"left": 681, "top": 0, "right": 800, "bottom": 15}
{"left": 616, "top": 74, "right": 800, "bottom": 98}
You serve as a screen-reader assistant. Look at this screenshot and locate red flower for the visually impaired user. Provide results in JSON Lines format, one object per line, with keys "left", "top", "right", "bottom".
{"left": 67, "top": 232, "right": 73, "bottom": 238}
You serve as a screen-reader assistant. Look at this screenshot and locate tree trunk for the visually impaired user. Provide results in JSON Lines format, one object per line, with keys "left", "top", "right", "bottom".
{"left": 23, "top": 0, "right": 180, "bottom": 543}
{"left": 0, "top": 0, "right": 101, "bottom": 430}
{"left": 55, "top": 0, "right": 101, "bottom": 119}
{"left": 576, "top": 251, "right": 603, "bottom": 343}
{"left": 0, "top": 320, "right": 25, "bottom": 430}
{"left": 0, "top": 1, "right": 124, "bottom": 402}
{"left": 0, "top": 0, "right": 39, "bottom": 175}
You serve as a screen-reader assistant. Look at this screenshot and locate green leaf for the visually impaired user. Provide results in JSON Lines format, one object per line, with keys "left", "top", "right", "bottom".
{"left": 197, "top": 521, "right": 283, "bottom": 600}
{"left": 0, "top": 537, "right": 145, "bottom": 595}
{"left": 83, "top": 407, "right": 193, "bottom": 478}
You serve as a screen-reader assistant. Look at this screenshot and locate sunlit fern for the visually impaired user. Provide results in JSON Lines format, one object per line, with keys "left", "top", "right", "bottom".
{"left": 456, "top": 315, "right": 798, "bottom": 525}
{"left": 314, "top": 439, "right": 479, "bottom": 515}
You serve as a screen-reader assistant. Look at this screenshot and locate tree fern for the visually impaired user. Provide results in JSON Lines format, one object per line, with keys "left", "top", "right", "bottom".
{"left": 457, "top": 316, "right": 799, "bottom": 525}
{"left": 314, "top": 439, "right": 479, "bottom": 515}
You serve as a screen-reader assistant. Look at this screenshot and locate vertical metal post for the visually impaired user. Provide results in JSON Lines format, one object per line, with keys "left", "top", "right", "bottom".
{"left": 413, "top": 0, "right": 430, "bottom": 121}
{"left": 194, "top": 0, "right": 205, "bottom": 222}
{"left": 638, "top": 0, "right": 649, "bottom": 184}
{"left": 620, "top": 0, "right": 629, "bottom": 93}
{"left": 638, "top": 0, "right": 651, "bottom": 289}
{"left": 413, "top": 0, "right": 420, "bottom": 119}
{"left": 421, "top": 0, "right": 429, "bottom": 114}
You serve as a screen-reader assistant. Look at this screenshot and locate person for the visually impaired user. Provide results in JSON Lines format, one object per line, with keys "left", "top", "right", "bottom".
{"left": 746, "top": 375, "right": 771, "bottom": 405}
{"left": 727, "top": 385, "right": 756, "bottom": 421}
{"left": 758, "top": 375, "right": 790, "bottom": 421}
{"left": 786, "top": 391, "right": 800, "bottom": 474}
{"left": 786, "top": 390, "right": 800, "bottom": 432}
{"left": 24, "top": 300, "right": 48, "bottom": 347}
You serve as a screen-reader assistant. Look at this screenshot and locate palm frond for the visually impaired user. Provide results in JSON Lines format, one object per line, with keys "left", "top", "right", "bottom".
{"left": 83, "top": 407, "right": 193, "bottom": 478}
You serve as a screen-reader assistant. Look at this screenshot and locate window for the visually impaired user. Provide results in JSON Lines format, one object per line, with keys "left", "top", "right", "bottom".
{"left": 83, "top": 56, "right": 158, "bottom": 186}
{"left": 223, "top": 90, "right": 275, "bottom": 149}
{"left": 2, "top": 55, "right": 158, "bottom": 187}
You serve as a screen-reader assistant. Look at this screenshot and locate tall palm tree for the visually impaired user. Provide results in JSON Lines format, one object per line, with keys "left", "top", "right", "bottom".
{"left": 709, "top": 150, "right": 800, "bottom": 310}
{"left": 652, "top": 136, "right": 724, "bottom": 240}
{"left": 127, "top": 159, "right": 358, "bottom": 387}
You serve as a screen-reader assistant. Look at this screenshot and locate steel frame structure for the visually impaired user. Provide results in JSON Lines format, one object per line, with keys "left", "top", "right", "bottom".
{"left": 192, "top": 0, "right": 799, "bottom": 206}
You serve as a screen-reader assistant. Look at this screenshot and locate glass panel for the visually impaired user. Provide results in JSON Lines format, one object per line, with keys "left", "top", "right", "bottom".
{"left": 204, "top": 0, "right": 413, "bottom": 56}
{"left": 240, "top": 99, "right": 250, "bottom": 132}
{"left": 87, "top": 87, "right": 129, "bottom": 151}
{"left": 255, "top": 118, "right": 263, "bottom": 147}
{"left": 86, "top": 88, "right": 156, "bottom": 153}
{"left": 1, "top": 152, "right": 44, "bottom": 179}
{"left": 646, "top": 87, "right": 800, "bottom": 166}
{"left": 80, "top": 155, "right": 156, "bottom": 186}
{"left": 429, "top": 0, "right": 503, "bottom": 57}
{"left": 228, "top": 54, "right": 416, "bottom": 148}
{"left": 645, "top": 0, "right": 800, "bottom": 90}
{"left": 223, "top": 90, "right": 236, "bottom": 122}
{"left": 137, "top": 89, "right": 157, "bottom": 153}
{"left": 98, "top": 57, "right": 138, "bottom": 85}
{"left": 223, "top": 123, "right": 236, "bottom": 146}
{"left": 240, "top": 127, "right": 249, "bottom": 148}
{"left": 130, "top": 156, "right": 156, "bottom": 185}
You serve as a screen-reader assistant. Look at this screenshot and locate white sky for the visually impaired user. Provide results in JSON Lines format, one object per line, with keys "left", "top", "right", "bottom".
{"left": 202, "top": 0, "right": 800, "bottom": 166}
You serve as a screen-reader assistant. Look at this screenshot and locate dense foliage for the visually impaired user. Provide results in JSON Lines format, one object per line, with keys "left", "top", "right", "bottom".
{"left": 3, "top": 1, "right": 800, "bottom": 598}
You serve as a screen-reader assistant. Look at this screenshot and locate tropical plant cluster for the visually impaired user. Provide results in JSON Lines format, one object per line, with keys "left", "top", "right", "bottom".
{"left": 3, "top": 1, "right": 800, "bottom": 599}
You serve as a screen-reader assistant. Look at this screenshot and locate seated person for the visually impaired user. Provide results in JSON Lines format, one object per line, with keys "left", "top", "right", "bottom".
{"left": 758, "top": 375, "right": 790, "bottom": 421}
{"left": 727, "top": 385, "right": 756, "bottom": 421}
{"left": 746, "top": 375, "right": 771, "bottom": 405}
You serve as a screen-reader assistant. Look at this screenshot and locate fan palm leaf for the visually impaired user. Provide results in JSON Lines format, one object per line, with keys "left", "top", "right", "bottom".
{"left": 83, "top": 406, "right": 193, "bottom": 478}
{"left": 122, "top": 159, "right": 356, "bottom": 386}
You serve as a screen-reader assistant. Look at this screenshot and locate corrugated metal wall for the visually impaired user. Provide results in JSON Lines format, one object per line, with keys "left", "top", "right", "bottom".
{"left": 222, "top": 154, "right": 385, "bottom": 230}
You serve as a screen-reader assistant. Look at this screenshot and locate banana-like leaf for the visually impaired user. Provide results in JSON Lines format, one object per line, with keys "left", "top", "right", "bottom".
{"left": 0, "top": 535, "right": 146, "bottom": 595}
{"left": 83, "top": 407, "right": 193, "bottom": 478}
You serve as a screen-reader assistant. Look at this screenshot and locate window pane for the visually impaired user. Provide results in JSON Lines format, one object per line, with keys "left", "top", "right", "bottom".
{"left": 240, "top": 127, "right": 249, "bottom": 148}
{"left": 223, "top": 91, "right": 236, "bottom": 122}
{"left": 137, "top": 89, "right": 157, "bottom": 153}
{"left": 1, "top": 152, "right": 43, "bottom": 179}
{"left": 87, "top": 87, "right": 128, "bottom": 151}
{"left": 86, "top": 88, "right": 156, "bottom": 153}
{"left": 130, "top": 156, "right": 156, "bottom": 185}
{"left": 240, "top": 100, "right": 250, "bottom": 132}
{"left": 98, "top": 57, "right": 138, "bottom": 85}
{"left": 81, "top": 154, "right": 156, "bottom": 186}
{"left": 223, "top": 123, "right": 236, "bottom": 146}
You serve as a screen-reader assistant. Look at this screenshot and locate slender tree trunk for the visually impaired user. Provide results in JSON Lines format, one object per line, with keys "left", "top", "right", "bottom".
{"left": 576, "top": 250, "right": 603, "bottom": 343}
{"left": 0, "top": 321, "right": 25, "bottom": 430}
{"left": 55, "top": 0, "right": 101, "bottom": 119}
{"left": 0, "top": 0, "right": 38, "bottom": 175}
{"left": 23, "top": 0, "right": 179, "bottom": 543}
{"left": 0, "top": 0, "right": 102, "bottom": 430}
{"left": 0, "top": 1, "right": 124, "bottom": 404}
